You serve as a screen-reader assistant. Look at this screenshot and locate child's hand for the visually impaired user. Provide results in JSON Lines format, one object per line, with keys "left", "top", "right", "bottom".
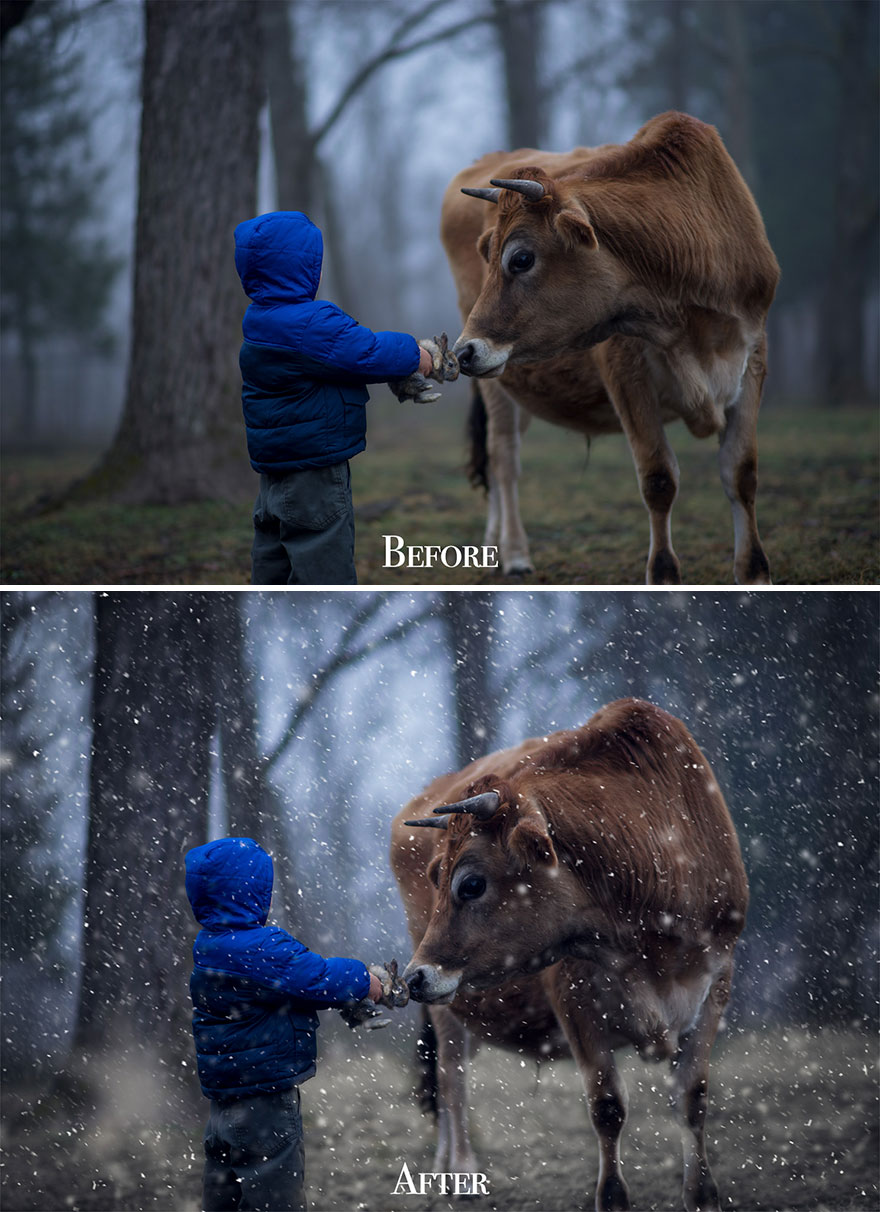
{"left": 418, "top": 347, "right": 434, "bottom": 377}
{"left": 368, "top": 973, "right": 384, "bottom": 1003}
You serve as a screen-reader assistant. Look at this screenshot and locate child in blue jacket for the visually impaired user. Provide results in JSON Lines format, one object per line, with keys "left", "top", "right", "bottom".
{"left": 184, "top": 836, "right": 382, "bottom": 1211}
{"left": 234, "top": 210, "right": 445, "bottom": 585}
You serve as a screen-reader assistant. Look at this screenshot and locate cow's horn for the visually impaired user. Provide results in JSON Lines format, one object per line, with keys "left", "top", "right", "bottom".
{"left": 432, "top": 790, "right": 501, "bottom": 821}
{"left": 404, "top": 817, "right": 449, "bottom": 829}
{"left": 461, "top": 186, "right": 501, "bottom": 204}
{"left": 489, "top": 178, "right": 546, "bottom": 202}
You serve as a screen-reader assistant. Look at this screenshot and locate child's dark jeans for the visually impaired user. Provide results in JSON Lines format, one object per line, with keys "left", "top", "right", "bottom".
{"left": 251, "top": 463, "right": 357, "bottom": 585}
{"left": 202, "top": 1086, "right": 306, "bottom": 1211}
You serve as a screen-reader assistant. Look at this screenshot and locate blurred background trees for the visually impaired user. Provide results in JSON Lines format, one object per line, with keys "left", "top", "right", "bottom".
{"left": 1, "top": 590, "right": 876, "bottom": 1091}
{"left": 0, "top": 2, "right": 121, "bottom": 444}
{"left": 1, "top": 0, "right": 876, "bottom": 475}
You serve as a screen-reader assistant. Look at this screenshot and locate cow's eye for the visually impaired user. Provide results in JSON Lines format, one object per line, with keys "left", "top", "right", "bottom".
{"left": 508, "top": 249, "right": 535, "bottom": 274}
{"left": 457, "top": 874, "right": 487, "bottom": 901}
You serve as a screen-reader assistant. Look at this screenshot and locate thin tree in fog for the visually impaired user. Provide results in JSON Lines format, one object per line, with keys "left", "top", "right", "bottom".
{"left": 817, "top": 0, "right": 878, "bottom": 402}
{"left": 211, "top": 594, "right": 302, "bottom": 931}
{"left": 789, "top": 594, "right": 878, "bottom": 1023}
{"left": 81, "top": 0, "right": 262, "bottom": 505}
{"left": 1, "top": 596, "right": 77, "bottom": 1079}
{"left": 492, "top": 0, "right": 548, "bottom": 146}
{"left": 0, "top": 6, "right": 120, "bottom": 440}
{"left": 442, "top": 593, "right": 499, "bottom": 765}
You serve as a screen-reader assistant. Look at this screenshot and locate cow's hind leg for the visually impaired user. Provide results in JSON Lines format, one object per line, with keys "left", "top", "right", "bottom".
{"left": 429, "top": 1005, "right": 480, "bottom": 1193}
{"left": 670, "top": 966, "right": 732, "bottom": 1212}
{"left": 481, "top": 380, "right": 534, "bottom": 575}
{"left": 597, "top": 339, "right": 681, "bottom": 585}
{"left": 719, "top": 337, "right": 771, "bottom": 584}
{"left": 547, "top": 966, "right": 630, "bottom": 1211}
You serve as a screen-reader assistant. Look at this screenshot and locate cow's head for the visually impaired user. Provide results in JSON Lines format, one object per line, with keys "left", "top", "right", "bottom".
{"left": 454, "top": 168, "right": 639, "bottom": 378}
{"left": 402, "top": 778, "right": 582, "bottom": 1004}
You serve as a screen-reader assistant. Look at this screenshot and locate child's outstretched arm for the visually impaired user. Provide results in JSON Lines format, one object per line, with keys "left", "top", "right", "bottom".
{"left": 250, "top": 928, "right": 381, "bottom": 1007}
{"left": 307, "top": 302, "right": 422, "bottom": 382}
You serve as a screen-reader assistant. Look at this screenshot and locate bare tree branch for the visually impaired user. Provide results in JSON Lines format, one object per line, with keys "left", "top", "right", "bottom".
{"left": 311, "top": 3, "right": 491, "bottom": 147}
{"left": 262, "top": 599, "right": 437, "bottom": 775}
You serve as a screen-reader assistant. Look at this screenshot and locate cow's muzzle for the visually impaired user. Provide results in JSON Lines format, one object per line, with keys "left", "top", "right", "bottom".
{"left": 453, "top": 337, "right": 510, "bottom": 378}
{"left": 403, "top": 962, "right": 462, "bottom": 1005}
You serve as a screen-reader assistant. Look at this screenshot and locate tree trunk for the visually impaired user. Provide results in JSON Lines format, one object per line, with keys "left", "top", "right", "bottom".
{"left": 258, "top": 0, "right": 316, "bottom": 215}
{"left": 819, "top": 0, "right": 877, "bottom": 403}
{"left": 215, "top": 593, "right": 298, "bottom": 931}
{"left": 721, "top": 0, "right": 756, "bottom": 188}
{"left": 443, "top": 593, "right": 498, "bottom": 768}
{"left": 492, "top": 0, "right": 545, "bottom": 148}
{"left": 316, "top": 158, "right": 359, "bottom": 317}
{"left": 87, "top": 0, "right": 262, "bottom": 503}
{"left": 665, "top": 0, "right": 688, "bottom": 111}
{"left": 17, "top": 320, "right": 38, "bottom": 442}
{"left": 74, "top": 593, "right": 217, "bottom": 1085}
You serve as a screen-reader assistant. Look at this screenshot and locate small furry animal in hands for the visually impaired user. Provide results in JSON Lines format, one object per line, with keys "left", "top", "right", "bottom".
{"left": 389, "top": 333, "right": 460, "bottom": 403}
{"left": 338, "top": 959, "right": 410, "bottom": 1030}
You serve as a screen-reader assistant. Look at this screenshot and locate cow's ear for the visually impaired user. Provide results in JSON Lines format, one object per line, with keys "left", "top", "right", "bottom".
{"left": 554, "top": 206, "right": 598, "bottom": 250}
{"left": 427, "top": 854, "right": 442, "bottom": 887}
{"left": 477, "top": 228, "right": 493, "bottom": 262}
{"left": 508, "top": 814, "right": 558, "bottom": 870}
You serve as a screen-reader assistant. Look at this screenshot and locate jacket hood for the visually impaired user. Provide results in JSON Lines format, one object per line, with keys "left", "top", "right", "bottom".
{"left": 185, "top": 837, "right": 274, "bottom": 930}
{"left": 234, "top": 211, "right": 323, "bottom": 304}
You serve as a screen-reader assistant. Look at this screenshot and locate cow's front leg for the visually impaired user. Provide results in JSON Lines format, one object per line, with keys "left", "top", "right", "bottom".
{"left": 718, "top": 337, "right": 771, "bottom": 584}
{"left": 481, "top": 380, "right": 534, "bottom": 575}
{"left": 670, "top": 965, "right": 732, "bottom": 1212}
{"left": 545, "top": 963, "right": 630, "bottom": 1211}
{"left": 587, "top": 1059, "right": 630, "bottom": 1212}
{"left": 596, "top": 339, "right": 681, "bottom": 585}
{"left": 429, "top": 1005, "right": 480, "bottom": 1190}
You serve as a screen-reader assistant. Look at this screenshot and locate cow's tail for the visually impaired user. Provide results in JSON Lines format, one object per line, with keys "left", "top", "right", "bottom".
{"left": 415, "top": 1005, "right": 438, "bottom": 1118}
{"left": 466, "top": 381, "right": 489, "bottom": 492}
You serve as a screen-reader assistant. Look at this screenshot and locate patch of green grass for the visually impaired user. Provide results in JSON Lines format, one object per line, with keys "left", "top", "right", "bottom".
{"left": 1, "top": 450, "right": 251, "bottom": 585}
{"left": 354, "top": 399, "right": 878, "bottom": 585}
{"left": 1, "top": 402, "right": 876, "bottom": 586}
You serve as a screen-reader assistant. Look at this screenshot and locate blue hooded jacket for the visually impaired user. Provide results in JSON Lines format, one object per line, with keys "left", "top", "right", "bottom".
{"left": 185, "top": 837, "right": 369, "bottom": 1100}
{"left": 234, "top": 211, "right": 421, "bottom": 474}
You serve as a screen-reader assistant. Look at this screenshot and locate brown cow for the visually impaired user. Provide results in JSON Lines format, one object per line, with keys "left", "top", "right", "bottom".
{"left": 441, "top": 112, "right": 780, "bottom": 584}
{"left": 390, "top": 699, "right": 748, "bottom": 1212}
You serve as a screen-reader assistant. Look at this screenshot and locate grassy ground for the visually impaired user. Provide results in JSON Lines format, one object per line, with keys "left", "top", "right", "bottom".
{"left": 2, "top": 1026, "right": 877, "bottom": 1210}
{"left": 1, "top": 400, "right": 876, "bottom": 585}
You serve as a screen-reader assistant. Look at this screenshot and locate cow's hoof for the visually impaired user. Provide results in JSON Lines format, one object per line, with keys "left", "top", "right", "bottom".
{"left": 503, "top": 558, "right": 534, "bottom": 577}
{"left": 597, "top": 1174, "right": 630, "bottom": 1211}
{"left": 646, "top": 549, "right": 681, "bottom": 584}
{"left": 683, "top": 1175, "right": 720, "bottom": 1212}
{"left": 735, "top": 545, "right": 771, "bottom": 585}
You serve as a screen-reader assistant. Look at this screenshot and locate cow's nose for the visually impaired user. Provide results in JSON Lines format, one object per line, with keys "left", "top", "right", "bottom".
{"left": 455, "top": 342, "right": 475, "bottom": 373}
{"left": 406, "top": 967, "right": 427, "bottom": 1001}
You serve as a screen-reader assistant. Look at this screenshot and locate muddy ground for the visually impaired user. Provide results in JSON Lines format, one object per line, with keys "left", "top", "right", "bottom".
{"left": 3, "top": 1027, "right": 877, "bottom": 1212}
